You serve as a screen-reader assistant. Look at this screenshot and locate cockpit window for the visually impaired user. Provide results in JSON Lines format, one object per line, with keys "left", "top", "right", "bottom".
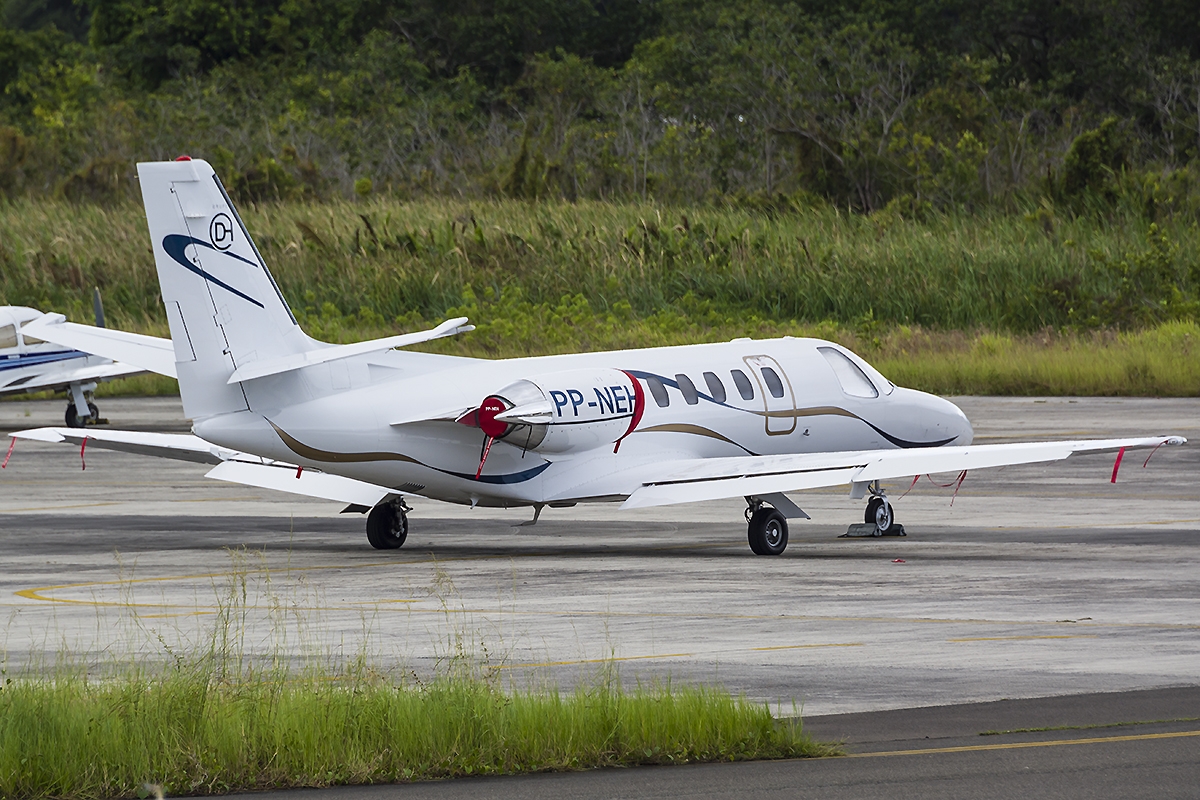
{"left": 702, "top": 371, "right": 726, "bottom": 403}
{"left": 818, "top": 346, "right": 879, "bottom": 398}
{"left": 760, "top": 366, "right": 785, "bottom": 398}
{"left": 0, "top": 325, "right": 17, "bottom": 349}
{"left": 675, "top": 373, "right": 699, "bottom": 405}
{"left": 645, "top": 375, "right": 670, "bottom": 407}
{"left": 731, "top": 369, "right": 754, "bottom": 400}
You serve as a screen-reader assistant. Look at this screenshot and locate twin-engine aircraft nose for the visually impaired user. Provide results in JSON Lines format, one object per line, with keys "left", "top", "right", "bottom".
{"left": 943, "top": 397, "right": 974, "bottom": 445}
{"left": 887, "top": 388, "right": 973, "bottom": 446}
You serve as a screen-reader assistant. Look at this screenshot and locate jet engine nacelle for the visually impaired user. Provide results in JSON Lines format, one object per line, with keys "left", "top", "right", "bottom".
{"left": 476, "top": 368, "right": 644, "bottom": 454}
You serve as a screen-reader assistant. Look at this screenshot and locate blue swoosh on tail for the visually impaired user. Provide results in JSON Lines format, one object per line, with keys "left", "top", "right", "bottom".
{"left": 161, "top": 235, "right": 264, "bottom": 309}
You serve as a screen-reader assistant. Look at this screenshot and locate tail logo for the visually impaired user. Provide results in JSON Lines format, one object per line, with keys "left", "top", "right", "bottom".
{"left": 161, "top": 234, "right": 265, "bottom": 309}
{"left": 209, "top": 213, "right": 234, "bottom": 250}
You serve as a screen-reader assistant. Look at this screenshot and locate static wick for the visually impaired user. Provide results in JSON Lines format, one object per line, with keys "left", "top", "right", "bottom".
{"left": 1, "top": 437, "right": 15, "bottom": 469}
{"left": 950, "top": 469, "right": 968, "bottom": 506}
{"left": 1110, "top": 446, "right": 1126, "bottom": 484}
{"left": 1142, "top": 441, "right": 1166, "bottom": 468}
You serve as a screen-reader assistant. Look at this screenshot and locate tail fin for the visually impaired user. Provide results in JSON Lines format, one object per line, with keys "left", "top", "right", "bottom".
{"left": 137, "top": 158, "right": 312, "bottom": 420}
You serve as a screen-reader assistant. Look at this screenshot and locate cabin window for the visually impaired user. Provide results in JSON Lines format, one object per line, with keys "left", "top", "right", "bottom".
{"left": 21, "top": 335, "right": 45, "bottom": 346}
{"left": 0, "top": 325, "right": 17, "bottom": 349}
{"left": 676, "top": 373, "right": 699, "bottom": 405}
{"left": 646, "top": 375, "right": 670, "bottom": 407}
{"left": 731, "top": 369, "right": 754, "bottom": 400}
{"left": 818, "top": 346, "right": 879, "bottom": 398}
{"left": 702, "top": 371, "right": 726, "bottom": 403}
{"left": 761, "top": 366, "right": 786, "bottom": 398}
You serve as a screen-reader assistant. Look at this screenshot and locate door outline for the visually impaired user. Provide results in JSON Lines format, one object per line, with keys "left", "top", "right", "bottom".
{"left": 743, "top": 354, "right": 796, "bottom": 435}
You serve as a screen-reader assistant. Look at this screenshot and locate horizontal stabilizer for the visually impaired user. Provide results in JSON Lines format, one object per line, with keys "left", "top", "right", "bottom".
{"left": 227, "top": 317, "right": 474, "bottom": 384}
{"left": 622, "top": 435, "right": 1186, "bottom": 510}
{"left": 21, "top": 314, "right": 177, "bottom": 378}
{"left": 206, "top": 461, "right": 395, "bottom": 506}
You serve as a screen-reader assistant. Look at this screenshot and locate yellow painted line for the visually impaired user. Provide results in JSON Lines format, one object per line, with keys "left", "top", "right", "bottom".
{"left": 495, "top": 651, "right": 695, "bottom": 670}
{"left": 845, "top": 729, "right": 1200, "bottom": 758}
{"left": 949, "top": 635, "right": 1098, "bottom": 642}
{"left": 753, "top": 643, "right": 864, "bottom": 652}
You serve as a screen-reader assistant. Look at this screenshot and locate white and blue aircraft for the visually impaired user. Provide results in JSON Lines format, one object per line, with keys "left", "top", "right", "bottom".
{"left": 13, "top": 158, "right": 1187, "bottom": 553}
{"left": 0, "top": 297, "right": 155, "bottom": 427}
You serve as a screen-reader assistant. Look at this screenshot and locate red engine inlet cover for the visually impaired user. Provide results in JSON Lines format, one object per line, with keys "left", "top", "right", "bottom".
{"left": 477, "top": 395, "right": 510, "bottom": 438}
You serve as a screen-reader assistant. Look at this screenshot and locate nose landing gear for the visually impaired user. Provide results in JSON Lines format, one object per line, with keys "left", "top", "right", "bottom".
{"left": 844, "top": 480, "right": 905, "bottom": 537}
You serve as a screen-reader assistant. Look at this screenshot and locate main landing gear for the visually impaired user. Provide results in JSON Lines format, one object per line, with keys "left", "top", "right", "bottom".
{"left": 64, "top": 381, "right": 101, "bottom": 428}
{"left": 64, "top": 400, "right": 100, "bottom": 428}
{"left": 746, "top": 497, "right": 789, "bottom": 556}
{"left": 366, "top": 497, "right": 410, "bottom": 549}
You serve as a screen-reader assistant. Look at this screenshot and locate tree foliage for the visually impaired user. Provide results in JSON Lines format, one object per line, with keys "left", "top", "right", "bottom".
{"left": 1, "top": 0, "right": 1200, "bottom": 213}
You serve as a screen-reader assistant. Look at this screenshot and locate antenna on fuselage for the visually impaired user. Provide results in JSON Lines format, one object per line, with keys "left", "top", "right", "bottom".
{"left": 92, "top": 287, "right": 105, "bottom": 329}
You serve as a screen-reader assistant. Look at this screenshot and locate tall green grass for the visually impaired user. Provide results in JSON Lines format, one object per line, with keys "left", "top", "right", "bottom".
{"left": 0, "top": 669, "right": 819, "bottom": 798}
{"left": 3, "top": 197, "right": 1197, "bottom": 396}
{"left": 2, "top": 196, "right": 1196, "bottom": 334}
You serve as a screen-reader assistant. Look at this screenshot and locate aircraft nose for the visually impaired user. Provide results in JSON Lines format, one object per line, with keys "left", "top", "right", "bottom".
{"left": 941, "top": 396, "right": 973, "bottom": 445}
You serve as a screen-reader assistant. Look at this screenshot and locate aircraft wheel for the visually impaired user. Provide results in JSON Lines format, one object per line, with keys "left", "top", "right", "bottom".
{"left": 747, "top": 508, "right": 788, "bottom": 556}
{"left": 65, "top": 402, "right": 99, "bottom": 429}
{"left": 366, "top": 500, "right": 408, "bottom": 549}
{"left": 865, "top": 496, "right": 896, "bottom": 535}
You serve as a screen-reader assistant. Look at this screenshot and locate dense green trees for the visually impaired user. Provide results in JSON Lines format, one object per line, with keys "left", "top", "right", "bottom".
{"left": 2, "top": 0, "right": 1200, "bottom": 212}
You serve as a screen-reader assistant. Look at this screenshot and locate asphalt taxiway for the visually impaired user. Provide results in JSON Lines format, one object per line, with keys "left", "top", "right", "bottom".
{"left": 1, "top": 396, "right": 1198, "bottom": 795}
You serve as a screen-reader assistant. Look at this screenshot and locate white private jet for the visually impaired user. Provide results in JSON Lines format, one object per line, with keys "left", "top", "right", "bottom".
{"left": 11, "top": 158, "right": 1187, "bottom": 553}
{"left": 0, "top": 295, "right": 160, "bottom": 427}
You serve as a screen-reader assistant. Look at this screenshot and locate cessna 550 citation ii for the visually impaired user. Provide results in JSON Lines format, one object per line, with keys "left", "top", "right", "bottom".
{"left": 12, "top": 158, "right": 1187, "bottom": 554}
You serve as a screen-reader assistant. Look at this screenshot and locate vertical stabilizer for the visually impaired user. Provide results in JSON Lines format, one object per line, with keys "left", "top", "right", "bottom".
{"left": 137, "top": 158, "right": 312, "bottom": 420}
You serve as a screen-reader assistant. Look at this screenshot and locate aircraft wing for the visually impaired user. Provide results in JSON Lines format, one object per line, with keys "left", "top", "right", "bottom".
{"left": 20, "top": 315, "right": 178, "bottom": 379}
{"left": 9, "top": 428, "right": 394, "bottom": 506}
{"left": 11, "top": 427, "right": 241, "bottom": 464}
{"left": 620, "top": 435, "right": 1187, "bottom": 509}
{"left": 2, "top": 361, "right": 146, "bottom": 395}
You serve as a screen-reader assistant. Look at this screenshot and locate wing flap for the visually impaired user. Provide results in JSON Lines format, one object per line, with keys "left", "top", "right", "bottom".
{"left": 206, "top": 461, "right": 394, "bottom": 506}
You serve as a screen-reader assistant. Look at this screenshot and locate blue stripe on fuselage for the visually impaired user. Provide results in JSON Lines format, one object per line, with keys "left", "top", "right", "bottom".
{"left": 0, "top": 350, "right": 88, "bottom": 371}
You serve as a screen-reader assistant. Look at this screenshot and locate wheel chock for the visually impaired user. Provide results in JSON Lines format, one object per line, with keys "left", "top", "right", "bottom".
{"left": 840, "top": 523, "right": 907, "bottom": 538}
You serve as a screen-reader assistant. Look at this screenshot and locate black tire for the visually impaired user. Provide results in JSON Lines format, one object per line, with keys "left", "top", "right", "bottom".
{"left": 865, "top": 496, "right": 896, "bottom": 534}
{"left": 366, "top": 501, "right": 408, "bottom": 549}
{"left": 65, "top": 402, "right": 99, "bottom": 428}
{"left": 747, "top": 508, "right": 788, "bottom": 556}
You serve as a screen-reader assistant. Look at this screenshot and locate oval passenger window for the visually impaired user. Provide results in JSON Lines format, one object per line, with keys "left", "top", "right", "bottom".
{"left": 702, "top": 371, "right": 726, "bottom": 403}
{"left": 675, "top": 373, "right": 699, "bottom": 405}
{"left": 645, "top": 375, "right": 670, "bottom": 407}
{"left": 760, "top": 366, "right": 786, "bottom": 398}
{"left": 731, "top": 369, "right": 754, "bottom": 400}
